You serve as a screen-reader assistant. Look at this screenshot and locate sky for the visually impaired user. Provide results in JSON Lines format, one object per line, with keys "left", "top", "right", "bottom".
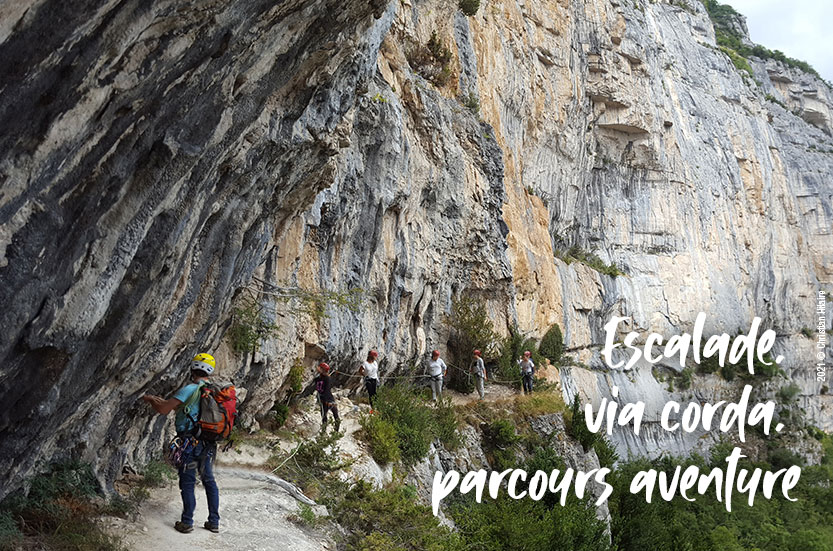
{"left": 725, "top": 0, "right": 833, "bottom": 82}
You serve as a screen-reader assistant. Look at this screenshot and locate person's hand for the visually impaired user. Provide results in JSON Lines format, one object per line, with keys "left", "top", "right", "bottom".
{"left": 141, "top": 394, "right": 160, "bottom": 404}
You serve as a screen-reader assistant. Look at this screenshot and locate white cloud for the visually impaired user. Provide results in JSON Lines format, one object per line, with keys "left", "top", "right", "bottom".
{"left": 725, "top": 0, "right": 833, "bottom": 81}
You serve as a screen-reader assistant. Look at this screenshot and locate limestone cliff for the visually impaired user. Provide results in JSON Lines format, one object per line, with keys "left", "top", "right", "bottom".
{"left": 0, "top": 0, "right": 831, "bottom": 497}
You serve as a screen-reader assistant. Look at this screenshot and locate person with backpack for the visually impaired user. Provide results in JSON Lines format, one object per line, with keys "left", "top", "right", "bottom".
{"left": 142, "top": 353, "right": 224, "bottom": 534}
{"left": 358, "top": 350, "right": 380, "bottom": 412}
{"left": 426, "top": 350, "right": 447, "bottom": 402}
{"left": 314, "top": 362, "right": 340, "bottom": 432}
{"left": 518, "top": 350, "right": 535, "bottom": 394}
{"left": 471, "top": 349, "right": 487, "bottom": 400}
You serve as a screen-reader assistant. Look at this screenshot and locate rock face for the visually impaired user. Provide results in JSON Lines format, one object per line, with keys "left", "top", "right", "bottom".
{"left": 0, "top": 0, "right": 831, "bottom": 497}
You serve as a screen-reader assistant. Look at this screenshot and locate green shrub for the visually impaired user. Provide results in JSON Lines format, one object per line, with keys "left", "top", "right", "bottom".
{"left": 719, "top": 360, "right": 736, "bottom": 381}
{"left": 751, "top": 352, "right": 781, "bottom": 378}
{"left": 269, "top": 402, "right": 290, "bottom": 429}
{"left": 357, "top": 385, "right": 461, "bottom": 465}
{"left": 765, "top": 94, "right": 786, "bottom": 108}
{"left": 594, "top": 437, "right": 619, "bottom": 469}
{"left": 496, "top": 326, "right": 543, "bottom": 387}
{"left": 610, "top": 443, "right": 833, "bottom": 551}
{"left": 291, "top": 503, "right": 318, "bottom": 527}
{"left": 769, "top": 447, "right": 805, "bottom": 470}
{"left": 482, "top": 418, "right": 520, "bottom": 470}
{"left": 696, "top": 339, "right": 779, "bottom": 381}
{"left": 140, "top": 460, "right": 176, "bottom": 488}
{"left": 719, "top": 46, "right": 753, "bottom": 75}
{"left": 556, "top": 246, "right": 624, "bottom": 277}
{"left": 778, "top": 382, "right": 801, "bottom": 404}
{"left": 460, "top": 92, "right": 480, "bottom": 115}
{"left": 677, "top": 367, "right": 694, "bottom": 390}
{"left": 407, "top": 32, "right": 454, "bottom": 87}
{"left": 433, "top": 396, "right": 461, "bottom": 450}
{"left": 375, "top": 385, "right": 435, "bottom": 464}
{"left": 287, "top": 360, "right": 305, "bottom": 393}
{"left": 332, "top": 481, "right": 464, "bottom": 551}
{"left": 444, "top": 296, "right": 498, "bottom": 393}
{"left": 0, "top": 462, "right": 125, "bottom": 551}
{"left": 269, "top": 430, "right": 352, "bottom": 491}
{"left": 569, "top": 395, "right": 599, "bottom": 452}
{"left": 458, "top": 0, "right": 480, "bottom": 16}
{"left": 449, "top": 458, "right": 611, "bottom": 551}
{"left": 538, "top": 323, "right": 564, "bottom": 364}
{"left": 360, "top": 414, "right": 401, "bottom": 464}
{"left": 227, "top": 296, "right": 278, "bottom": 355}
{"left": 0, "top": 511, "right": 22, "bottom": 551}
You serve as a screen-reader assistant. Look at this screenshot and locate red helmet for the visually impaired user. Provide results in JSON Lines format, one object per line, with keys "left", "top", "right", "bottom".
{"left": 368, "top": 350, "right": 378, "bottom": 359}
{"left": 319, "top": 362, "right": 331, "bottom": 372}
{"left": 432, "top": 349, "right": 440, "bottom": 358}
{"left": 473, "top": 349, "right": 481, "bottom": 356}
{"left": 524, "top": 350, "right": 531, "bottom": 357}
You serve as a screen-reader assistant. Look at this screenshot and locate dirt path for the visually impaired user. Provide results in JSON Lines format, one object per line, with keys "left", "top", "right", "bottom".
{"left": 108, "top": 381, "right": 535, "bottom": 550}
{"left": 107, "top": 467, "right": 333, "bottom": 551}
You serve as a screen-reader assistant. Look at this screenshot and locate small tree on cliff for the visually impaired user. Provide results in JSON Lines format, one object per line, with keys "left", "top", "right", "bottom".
{"left": 538, "top": 323, "right": 564, "bottom": 365}
{"left": 459, "top": 0, "right": 480, "bottom": 16}
{"left": 444, "top": 296, "right": 497, "bottom": 393}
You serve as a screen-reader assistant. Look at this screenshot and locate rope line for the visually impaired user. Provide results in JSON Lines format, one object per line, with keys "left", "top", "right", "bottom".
{"left": 330, "top": 361, "right": 525, "bottom": 387}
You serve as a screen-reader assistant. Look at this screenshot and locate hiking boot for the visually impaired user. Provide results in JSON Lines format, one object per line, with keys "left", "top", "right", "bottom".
{"left": 174, "top": 521, "right": 193, "bottom": 534}
{"left": 203, "top": 521, "right": 219, "bottom": 533}
{"left": 333, "top": 419, "right": 341, "bottom": 432}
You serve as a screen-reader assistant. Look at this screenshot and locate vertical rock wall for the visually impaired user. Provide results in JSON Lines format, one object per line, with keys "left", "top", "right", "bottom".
{"left": 0, "top": 0, "right": 831, "bottom": 495}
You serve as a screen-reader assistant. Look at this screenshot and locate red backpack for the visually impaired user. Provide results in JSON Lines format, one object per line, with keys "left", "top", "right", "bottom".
{"left": 197, "top": 383, "right": 237, "bottom": 441}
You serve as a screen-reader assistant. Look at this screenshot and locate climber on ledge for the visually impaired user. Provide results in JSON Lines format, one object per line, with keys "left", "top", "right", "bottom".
{"left": 518, "top": 350, "right": 535, "bottom": 394}
{"left": 471, "top": 349, "right": 487, "bottom": 400}
{"left": 314, "top": 362, "right": 341, "bottom": 432}
{"left": 426, "top": 349, "right": 448, "bottom": 402}
{"left": 142, "top": 353, "right": 220, "bottom": 535}
{"left": 358, "top": 350, "right": 380, "bottom": 412}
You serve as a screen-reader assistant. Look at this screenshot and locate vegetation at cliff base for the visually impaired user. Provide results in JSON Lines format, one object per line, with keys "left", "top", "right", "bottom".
{"left": 331, "top": 481, "right": 464, "bottom": 551}
{"left": 359, "top": 384, "right": 460, "bottom": 465}
{"left": 482, "top": 418, "right": 521, "bottom": 469}
{"left": 609, "top": 437, "right": 833, "bottom": 551}
{"left": 448, "top": 444, "right": 612, "bottom": 551}
{"left": 0, "top": 461, "right": 126, "bottom": 551}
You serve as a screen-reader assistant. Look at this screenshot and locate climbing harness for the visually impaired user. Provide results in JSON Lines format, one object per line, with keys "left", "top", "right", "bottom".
{"left": 166, "top": 435, "right": 199, "bottom": 468}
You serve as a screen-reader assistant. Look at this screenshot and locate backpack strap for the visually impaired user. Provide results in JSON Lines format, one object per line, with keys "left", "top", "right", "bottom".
{"left": 185, "top": 380, "right": 207, "bottom": 434}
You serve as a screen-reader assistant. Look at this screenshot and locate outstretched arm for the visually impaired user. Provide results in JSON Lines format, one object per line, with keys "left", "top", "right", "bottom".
{"left": 142, "top": 394, "right": 181, "bottom": 416}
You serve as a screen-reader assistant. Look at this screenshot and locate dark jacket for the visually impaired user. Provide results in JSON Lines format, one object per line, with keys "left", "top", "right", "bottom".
{"left": 314, "top": 374, "right": 335, "bottom": 403}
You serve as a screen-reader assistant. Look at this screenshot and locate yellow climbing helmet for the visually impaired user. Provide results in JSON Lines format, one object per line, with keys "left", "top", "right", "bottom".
{"left": 192, "top": 353, "right": 216, "bottom": 375}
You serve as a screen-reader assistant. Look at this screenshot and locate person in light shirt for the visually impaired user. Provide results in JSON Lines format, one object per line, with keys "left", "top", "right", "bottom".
{"left": 426, "top": 349, "right": 448, "bottom": 402}
{"left": 471, "top": 349, "right": 487, "bottom": 400}
{"left": 358, "top": 350, "right": 380, "bottom": 412}
{"left": 518, "top": 350, "right": 535, "bottom": 394}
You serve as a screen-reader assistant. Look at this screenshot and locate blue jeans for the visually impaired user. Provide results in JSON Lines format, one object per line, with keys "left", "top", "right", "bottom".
{"left": 522, "top": 374, "right": 533, "bottom": 393}
{"left": 178, "top": 440, "right": 219, "bottom": 526}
